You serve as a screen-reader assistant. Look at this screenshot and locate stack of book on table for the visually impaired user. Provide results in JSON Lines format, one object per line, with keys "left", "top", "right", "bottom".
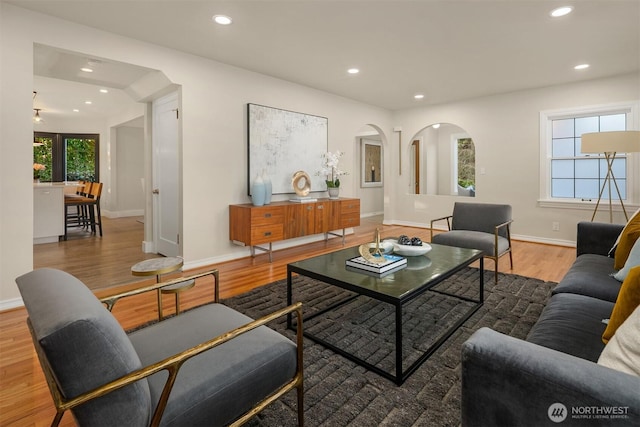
{"left": 346, "top": 254, "right": 407, "bottom": 276}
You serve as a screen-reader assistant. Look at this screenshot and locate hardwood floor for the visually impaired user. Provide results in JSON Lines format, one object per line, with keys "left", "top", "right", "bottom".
{"left": 33, "top": 216, "right": 161, "bottom": 290}
{"left": 1, "top": 215, "right": 575, "bottom": 426}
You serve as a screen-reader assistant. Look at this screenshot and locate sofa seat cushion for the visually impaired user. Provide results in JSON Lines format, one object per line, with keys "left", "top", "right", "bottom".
{"left": 527, "top": 293, "right": 613, "bottom": 362}
{"left": 551, "top": 254, "right": 621, "bottom": 302}
{"left": 432, "top": 230, "right": 510, "bottom": 257}
{"left": 128, "top": 303, "right": 297, "bottom": 427}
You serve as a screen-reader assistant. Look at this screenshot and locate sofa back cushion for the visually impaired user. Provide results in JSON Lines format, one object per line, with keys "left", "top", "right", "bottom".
{"left": 451, "top": 202, "right": 512, "bottom": 238}
{"left": 17, "top": 268, "right": 152, "bottom": 426}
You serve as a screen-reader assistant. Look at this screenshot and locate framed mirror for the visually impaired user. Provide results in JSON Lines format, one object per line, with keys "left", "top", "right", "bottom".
{"left": 409, "top": 123, "right": 475, "bottom": 196}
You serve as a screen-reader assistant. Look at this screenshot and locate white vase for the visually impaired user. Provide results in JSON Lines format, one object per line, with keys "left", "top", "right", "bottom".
{"left": 328, "top": 187, "right": 340, "bottom": 199}
{"left": 262, "top": 172, "right": 272, "bottom": 205}
{"left": 251, "top": 176, "right": 266, "bottom": 206}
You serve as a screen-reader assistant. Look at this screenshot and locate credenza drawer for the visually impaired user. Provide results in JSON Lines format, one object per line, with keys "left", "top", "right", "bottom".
{"left": 251, "top": 206, "right": 284, "bottom": 225}
{"left": 341, "top": 212, "right": 360, "bottom": 228}
{"left": 341, "top": 200, "right": 360, "bottom": 214}
{"left": 250, "top": 225, "right": 283, "bottom": 244}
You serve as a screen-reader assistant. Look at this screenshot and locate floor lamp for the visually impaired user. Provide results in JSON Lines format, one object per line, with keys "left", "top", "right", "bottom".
{"left": 581, "top": 130, "right": 640, "bottom": 223}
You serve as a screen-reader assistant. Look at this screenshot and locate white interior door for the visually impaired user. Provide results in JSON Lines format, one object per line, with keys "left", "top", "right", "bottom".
{"left": 152, "top": 92, "right": 181, "bottom": 256}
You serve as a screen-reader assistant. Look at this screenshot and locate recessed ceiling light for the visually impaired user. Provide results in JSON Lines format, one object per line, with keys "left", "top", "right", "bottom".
{"left": 347, "top": 68, "right": 360, "bottom": 75}
{"left": 213, "top": 15, "right": 232, "bottom": 25}
{"left": 73, "top": 109, "right": 80, "bottom": 112}
{"left": 99, "top": 89, "right": 109, "bottom": 93}
{"left": 550, "top": 6, "right": 573, "bottom": 17}
{"left": 414, "top": 94, "right": 425, "bottom": 100}
{"left": 432, "top": 123, "right": 441, "bottom": 129}
{"left": 80, "top": 67, "right": 93, "bottom": 73}
{"left": 574, "top": 63, "right": 590, "bottom": 70}
{"left": 85, "top": 101, "right": 92, "bottom": 105}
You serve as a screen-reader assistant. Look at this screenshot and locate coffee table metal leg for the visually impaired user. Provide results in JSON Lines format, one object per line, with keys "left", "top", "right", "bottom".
{"left": 395, "top": 302, "right": 403, "bottom": 385}
{"left": 287, "top": 268, "right": 293, "bottom": 329}
{"left": 479, "top": 257, "right": 484, "bottom": 303}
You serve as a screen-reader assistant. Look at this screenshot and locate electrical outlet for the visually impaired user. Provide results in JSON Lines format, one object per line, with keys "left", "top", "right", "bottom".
{"left": 552, "top": 221, "right": 560, "bottom": 231}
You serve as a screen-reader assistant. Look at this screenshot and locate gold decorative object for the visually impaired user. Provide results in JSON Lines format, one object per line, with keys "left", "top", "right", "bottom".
{"left": 292, "top": 171, "right": 311, "bottom": 197}
{"left": 358, "top": 228, "right": 387, "bottom": 264}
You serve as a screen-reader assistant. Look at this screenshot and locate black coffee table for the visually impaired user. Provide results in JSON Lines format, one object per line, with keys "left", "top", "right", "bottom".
{"left": 286, "top": 243, "right": 483, "bottom": 385}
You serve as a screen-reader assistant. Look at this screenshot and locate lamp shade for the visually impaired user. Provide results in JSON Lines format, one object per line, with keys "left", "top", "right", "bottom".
{"left": 581, "top": 130, "right": 640, "bottom": 154}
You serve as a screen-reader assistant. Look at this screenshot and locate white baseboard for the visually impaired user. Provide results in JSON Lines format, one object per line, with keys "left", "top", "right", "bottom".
{"left": 103, "top": 209, "right": 144, "bottom": 219}
{"left": 383, "top": 219, "right": 576, "bottom": 247}
{"left": 362, "top": 211, "right": 384, "bottom": 218}
{"left": 0, "top": 297, "right": 24, "bottom": 311}
{"left": 142, "top": 241, "right": 155, "bottom": 253}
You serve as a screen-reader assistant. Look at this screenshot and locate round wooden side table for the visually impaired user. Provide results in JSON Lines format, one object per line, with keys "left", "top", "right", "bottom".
{"left": 131, "top": 257, "right": 195, "bottom": 320}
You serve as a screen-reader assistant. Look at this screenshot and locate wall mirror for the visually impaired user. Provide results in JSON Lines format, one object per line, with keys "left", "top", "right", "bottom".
{"left": 361, "top": 138, "right": 382, "bottom": 187}
{"left": 409, "top": 123, "right": 476, "bottom": 196}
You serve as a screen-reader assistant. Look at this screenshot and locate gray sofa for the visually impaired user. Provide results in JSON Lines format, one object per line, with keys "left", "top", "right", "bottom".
{"left": 461, "top": 221, "right": 640, "bottom": 426}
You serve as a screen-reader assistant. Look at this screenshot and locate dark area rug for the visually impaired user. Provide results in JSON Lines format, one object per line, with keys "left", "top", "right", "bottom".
{"left": 221, "top": 268, "right": 556, "bottom": 427}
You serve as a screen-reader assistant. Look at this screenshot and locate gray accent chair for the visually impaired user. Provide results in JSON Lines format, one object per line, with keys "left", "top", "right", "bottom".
{"left": 16, "top": 268, "right": 304, "bottom": 427}
{"left": 430, "top": 202, "right": 513, "bottom": 283}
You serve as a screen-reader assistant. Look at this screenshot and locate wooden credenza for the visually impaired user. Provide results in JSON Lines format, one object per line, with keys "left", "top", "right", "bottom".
{"left": 229, "top": 198, "right": 360, "bottom": 261}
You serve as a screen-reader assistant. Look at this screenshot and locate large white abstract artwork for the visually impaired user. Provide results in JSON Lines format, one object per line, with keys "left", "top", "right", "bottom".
{"left": 248, "top": 103, "right": 328, "bottom": 195}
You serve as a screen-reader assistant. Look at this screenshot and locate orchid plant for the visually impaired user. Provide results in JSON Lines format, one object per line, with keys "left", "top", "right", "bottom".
{"left": 317, "top": 150, "right": 348, "bottom": 188}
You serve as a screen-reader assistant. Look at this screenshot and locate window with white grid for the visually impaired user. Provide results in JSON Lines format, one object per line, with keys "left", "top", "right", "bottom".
{"left": 539, "top": 102, "right": 638, "bottom": 206}
{"left": 551, "top": 113, "right": 626, "bottom": 200}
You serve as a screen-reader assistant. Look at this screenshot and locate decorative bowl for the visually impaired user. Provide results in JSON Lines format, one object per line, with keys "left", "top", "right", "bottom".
{"left": 391, "top": 241, "right": 432, "bottom": 256}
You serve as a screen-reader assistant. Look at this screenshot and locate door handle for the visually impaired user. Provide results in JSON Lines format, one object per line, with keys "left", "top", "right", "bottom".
{"left": 152, "top": 189, "right": 160, "bottom": 194}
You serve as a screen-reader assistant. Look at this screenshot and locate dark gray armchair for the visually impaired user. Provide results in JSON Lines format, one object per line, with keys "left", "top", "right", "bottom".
{"left": 17, "top": 268, "right": 303, "bottom": 427}
{"left": 430, "top": 202, "right": 513, "bottom": 283}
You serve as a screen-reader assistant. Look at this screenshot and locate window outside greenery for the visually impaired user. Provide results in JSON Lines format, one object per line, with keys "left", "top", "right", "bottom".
{"left": 33, "top": 132, "right": 98, "bottom": 182}
{"left": 65, "top": 138, "right": 97, "bottom": 181}
{"left": 457, "top": 138, "right": 475, "bottom": 188}
{"left": 33, "top": 136, "right": 53, "bottom": 181}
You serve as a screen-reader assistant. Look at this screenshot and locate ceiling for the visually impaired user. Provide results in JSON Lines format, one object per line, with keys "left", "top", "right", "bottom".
{"left": 33, "top": 44, "right": 157, "bottom": 122}
{"left": 13, "top": 0, "right": 640, "bottom": 118}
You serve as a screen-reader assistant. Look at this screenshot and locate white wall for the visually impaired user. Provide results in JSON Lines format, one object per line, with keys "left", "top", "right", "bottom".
{"left": 0, "top": 4, "right": 392, "bottom": 308}
{"left": 114, "top": 126, "right": 144, "bottom": 216}
{"left": 387, "top": 73, "right": 640, "bottom": 245}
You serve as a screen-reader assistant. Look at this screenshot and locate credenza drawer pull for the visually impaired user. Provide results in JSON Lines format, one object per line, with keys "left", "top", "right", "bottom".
{"left": 264, "top": 213, "right": 272, "bottom": 218}
{"left": 264, "top": 231, "right": 272, "bottom": 236}
{"left": 317, "top": 205, "right": 324, "bottom": 209}
{"left": 307, "top": 206, "right": 312, "bottom": 210}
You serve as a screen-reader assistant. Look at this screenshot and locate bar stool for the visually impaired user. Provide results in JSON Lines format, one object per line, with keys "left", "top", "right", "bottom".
{"left": 131, "top": 257, "right": 196, "bottom": 320}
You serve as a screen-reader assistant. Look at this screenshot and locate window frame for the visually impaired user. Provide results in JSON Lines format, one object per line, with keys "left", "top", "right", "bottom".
{"left": 34, "top": 132, "right": 100, "bottom": 182}
{"left": 539, "top": 102, "right": 640, "bottom": 211}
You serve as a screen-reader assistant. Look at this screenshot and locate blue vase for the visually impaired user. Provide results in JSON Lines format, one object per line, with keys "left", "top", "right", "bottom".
{"left": 251, "top": 176, "right": 266, "bottom": 206}
{"left": 263, "top": 173, "right": 272, "bottom": 205}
